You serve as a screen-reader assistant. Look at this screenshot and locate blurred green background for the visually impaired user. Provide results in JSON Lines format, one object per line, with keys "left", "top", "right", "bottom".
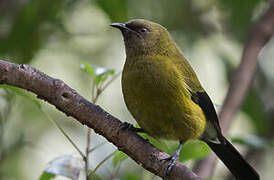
{"left": 1, "top": 0, "right": 274, "bottom": 179}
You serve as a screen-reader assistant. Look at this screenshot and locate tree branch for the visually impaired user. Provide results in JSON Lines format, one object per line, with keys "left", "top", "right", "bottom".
{"left": 193, "top": 0, "right": 274, "bottom": 177}
{"left": 0, "top": 60, "right": 200, "bottom": 180}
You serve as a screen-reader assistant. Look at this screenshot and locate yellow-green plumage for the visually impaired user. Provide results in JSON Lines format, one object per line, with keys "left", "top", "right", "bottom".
{"left": 122, "top": 54, "right": 206, "bottom": 141}
{"left": 111, "top": 19, "right": 259, "bottom": 179}
{"left": 120, "top": 19, "right": 207, "bottom": 142}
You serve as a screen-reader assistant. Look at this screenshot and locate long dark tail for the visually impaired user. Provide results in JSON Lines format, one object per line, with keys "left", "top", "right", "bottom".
{"left": 206, "top": 136, "right": 260, "bottom": 180}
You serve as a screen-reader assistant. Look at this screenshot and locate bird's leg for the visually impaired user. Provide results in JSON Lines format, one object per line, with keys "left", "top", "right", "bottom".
{"left": 162, "top": 141, "right": 184, "bottom": 176}
{"left": 120, "top": 122, "right": 145, "bottom": 133}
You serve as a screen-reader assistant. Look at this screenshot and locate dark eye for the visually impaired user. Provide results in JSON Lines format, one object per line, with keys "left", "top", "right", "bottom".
{"left": 139, "top": 27, "right": 148, "bottom": 33}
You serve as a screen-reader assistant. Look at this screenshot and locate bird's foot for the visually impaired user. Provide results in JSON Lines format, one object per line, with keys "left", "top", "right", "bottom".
{"left": 161, "top": 142, "right": 184, "bottom": 177}
{"left": 161, "top": 151, "right": 180, "bottom": 176}
{"left": 120, "top": 122, "right": 145, "bottom": 133}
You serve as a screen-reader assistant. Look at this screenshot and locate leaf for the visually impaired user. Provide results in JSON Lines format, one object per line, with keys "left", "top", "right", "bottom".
{"left": 116, "top": 125, "right": 209, "bottom": 163}
{"left": 44, "top": 155, "right": 84, "bottom": 180}
{"left": 80, "top": 62, "right": 115, "bottom": 85}
{"left": 112, "top": 151, "right": 128, "bottom": 167}
{"left": 39, "top": 172, "right": 56, "bottom": 180}
{"left": 93, "top": 66, "right": 114, "bottom": 76}
{"left": 0, "top": 84, "right": 41, "bottom": 108}
{"left": 231, "top": 135, "right": 271, "bottom": 149}
{"left": 123, "top": 172, "right": 140, "bottom": 180}
{"left": 94, "top": 68, "right": 115, "bottom": 85}
{"left": 140, "top": 133, "right": 170, "bottom": 153}
{"left": 178, "top": 140, "right": 210, "bottom": 162}
{"left": 135, "top": 124, "right": 171, "bottom": 152}
{"left": 80, "top": 61, "right": 96, "bottom": 78}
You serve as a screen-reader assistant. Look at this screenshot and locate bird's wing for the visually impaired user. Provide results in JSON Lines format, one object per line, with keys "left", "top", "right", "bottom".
{"left": 173, "top": 56, "right": 223, "bottom": 140}
{"left": 189, "top": 90, "right": 222, "bottom": 136}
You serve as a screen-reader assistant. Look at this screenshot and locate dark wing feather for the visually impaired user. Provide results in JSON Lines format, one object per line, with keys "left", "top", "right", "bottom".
{"left": 189, "top": 90, "right": 223, "bottom": 141}
{"left": 190, "top": 91, "right": 260, "bottom": 179}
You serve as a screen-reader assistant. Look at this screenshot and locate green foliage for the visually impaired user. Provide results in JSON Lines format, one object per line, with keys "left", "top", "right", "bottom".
{"left": 39, "top": 172, "right": 56, "bottom": 180}
{"left": 0, "top": 84, "right": 41, "bottom": 108}
{"left": 139, "top": 133, "right": 170, "bottom": 154}
{"left": 93, "top": 0, "right": 128, "bottom": 22}
{"left": 81, "top": 61, "right": 115, "bottom": 86}
{"left": 89, "top": 173, "right": 103, "bottom": 180}
{"left": 123, "top": 172, "right": 140, "bottom": 180}
{"left": 127, "top": 0, "right": 217, "bottom": 42}
{"left": 218, "top": 0, "right": 262, "bottom": 41}
{"left": 232, "top": 135, "right": 273, "bottom": 149}
{"left": 0, "top": 0, "right": 272, "bottom": 179}
{"left": 242, "top": 89, "right": 269, "bottom": 133}
{"left": 159, "top": 0, "right": 215, "bottom": 38}
{"left": 141, "top": 132, "right": 206, "bottom": 162}
{"left": 81, "top": 61, "right": 118, "bottom": 102}
{"left": 140, "top": 132, "right": 210, "bottom": 162}
{"left": 112, "top": 151, "right": 128, "bottom": 167}
{"left": 81, "top": 62, "right": 96, "bottom": 79}
{"left": 221, "top": 54, "right": 268, "bottom": 134}
{"left": 81, "top": 61, "right": 119, "bottom": 178}
{"left": 0, "top": 0, "right": 66, "bottom": 63}
{"left": 179, "top": 140, "right": 210, "bottom": 162}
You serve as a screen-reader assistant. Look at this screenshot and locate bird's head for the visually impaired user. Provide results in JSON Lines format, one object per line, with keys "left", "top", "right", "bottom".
{"left": 111, "top": 19, "right": 180, "bottom": 56}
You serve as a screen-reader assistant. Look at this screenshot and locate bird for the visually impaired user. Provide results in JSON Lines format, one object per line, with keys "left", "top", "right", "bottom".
{"left": 110, "top": 19, "right": 259, "bottom": 180}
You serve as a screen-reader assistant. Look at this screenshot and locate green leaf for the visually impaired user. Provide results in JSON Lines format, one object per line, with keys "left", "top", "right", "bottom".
{"left": 135, "top": 124, "right": 170, "bottom": 152}
{"left": 39, "top": 172, "right": 56, "bottom": 180}
{"left": 121, "top": 125, "right": 209, "bottom": 163}
{"left": 94, "top": 67, "right": 115, "bottom": 85}
{"left": 231, "top": 135, "right": 271, "bottom": 149}
{"left": 123, "top": 172, "right": 140, "bottom": 180}
{"left": 0, "top": 84, "right": 41, "bottom": 108}
{"left": 80, "top": 62, "right": 115, "bottom": 85}
{"left": 112, "top": 151, "right": 128, "bottom": 167}
{"left": 178, "top": 140, "right": 210, "bottom": 162}
{"left": 45, "top": 155, "right": 84, "bottom": 180}
{"left": 80, "top": 61, "right": 96, "bottom": 78}
{"left": 140, "top": 133, "right": 170, "bottom": 153}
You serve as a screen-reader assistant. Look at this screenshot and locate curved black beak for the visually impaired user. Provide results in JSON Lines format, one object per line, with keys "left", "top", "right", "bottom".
{"left": 110, "top": 22, "right": 142, "bottom": 38}
{"left": 110, "top": 23, "right": 126, "bottom": 30}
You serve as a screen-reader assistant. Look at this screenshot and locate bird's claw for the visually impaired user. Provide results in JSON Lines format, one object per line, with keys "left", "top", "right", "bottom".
{"left": 120, "top": 122, "right": 134, "bottom": 130}
{"left": 120, "top": 122, "right": 145, "bottom": 133}
{"left": 161, "top": 151, "right": 180, "bottom": 177}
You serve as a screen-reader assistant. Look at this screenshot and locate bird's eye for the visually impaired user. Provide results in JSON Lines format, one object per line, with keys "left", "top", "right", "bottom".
{"left": 139, "top": 27, "right": 148, "bottom": 33}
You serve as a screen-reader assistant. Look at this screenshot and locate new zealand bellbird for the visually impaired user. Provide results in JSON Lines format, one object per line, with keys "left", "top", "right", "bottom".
{"left": 111, "top": 19, "right": 259, "bottom": 180}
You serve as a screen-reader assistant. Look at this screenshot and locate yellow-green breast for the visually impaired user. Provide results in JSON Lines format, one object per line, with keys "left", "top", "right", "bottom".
{"left": 122, "top": 54, "right": 206, "bottom": 142}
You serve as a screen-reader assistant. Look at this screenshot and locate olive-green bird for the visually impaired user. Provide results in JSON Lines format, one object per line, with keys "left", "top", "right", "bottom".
{"left": 111, "top": 19, "right": 259, "bottom": 180}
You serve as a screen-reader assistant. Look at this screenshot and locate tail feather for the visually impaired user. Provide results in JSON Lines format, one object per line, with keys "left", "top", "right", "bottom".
{"left": 206, "top": 136, "right": 260, "bottom": 180}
